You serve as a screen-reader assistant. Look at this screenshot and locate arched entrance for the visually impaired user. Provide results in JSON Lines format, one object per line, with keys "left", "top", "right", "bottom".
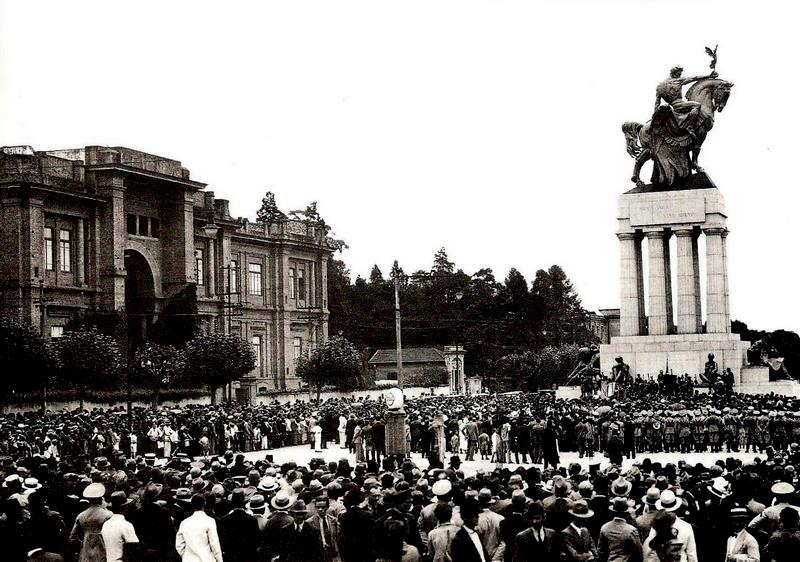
{"left": 124, "top": 250, "right": 156, "bottom": 346}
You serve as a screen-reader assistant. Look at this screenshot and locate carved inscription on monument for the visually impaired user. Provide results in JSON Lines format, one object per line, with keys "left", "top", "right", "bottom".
{"left": 629, "top": 198, "right": 704, "bottom": 226}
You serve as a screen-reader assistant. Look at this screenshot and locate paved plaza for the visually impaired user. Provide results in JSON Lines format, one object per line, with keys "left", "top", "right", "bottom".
{"left": 241, "top": 441, "right": 760, "bottom": 474}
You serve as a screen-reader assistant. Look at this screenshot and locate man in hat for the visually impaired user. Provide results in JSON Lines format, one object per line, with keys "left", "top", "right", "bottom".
{"left": 560, "top": 500, "right": 597, "bottom": 561}
{"left": 428, "top": 503, "right": 460, "bottom": 562}
{"left": 477, "top": 488, "right": 506, "bottom": 561}
{"left": 451, "top": 499, "right": 492, "bottom": 562}
{"left": 176, "top": 494, "right": 223, "bottom": 562}
{"left": 306, "top": 495, "right": 341, "bottom": 562}
{"left": 263, "top": 490, "right": 296, "bottom": 560}
{"left": 748, "top": 482, "right": 800, "bottom": 540}
{"left": 642, "top": 490, "right": 697, "bottom": 562}
{"left": 636, "top": 489, "right": 661, "bottom": 540}
{"left": 597, "top": 497, "right": 642, "bottom": 562}
{"left": 279, "top": 500, "right": 324, "bottom": 562}
{"left": 339, "top": 489, "right": 375, "bottom": 562}
{"left": 69, "top": 483, "right": 112, "bottom": 562}
{"left": 100, "top": 492, "right": 139, "bottom": 562}
{"left": 219, "top": 489, "right": 260, "bottom": 562}
{"left": 512, "top": 501, "right": 557, "bottom": 562}
{"left": 723, "top": 507, "right": 759, "bottom": 562}
{"left": 130, "top": 482, "right": 176, "bottom": 559}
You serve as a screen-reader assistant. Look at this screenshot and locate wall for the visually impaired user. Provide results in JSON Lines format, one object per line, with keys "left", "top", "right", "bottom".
{"left": 7, "top": 385, "right": 452, "bottom": 413}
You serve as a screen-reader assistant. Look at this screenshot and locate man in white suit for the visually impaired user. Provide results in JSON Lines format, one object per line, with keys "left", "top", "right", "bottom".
{"left": 176, "top": 494, "right": 223, "bottom": 562}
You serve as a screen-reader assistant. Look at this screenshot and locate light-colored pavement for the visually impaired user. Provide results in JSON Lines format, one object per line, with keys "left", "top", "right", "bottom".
{"left": 240, "top": 441, "right": 759, "bottom": 473}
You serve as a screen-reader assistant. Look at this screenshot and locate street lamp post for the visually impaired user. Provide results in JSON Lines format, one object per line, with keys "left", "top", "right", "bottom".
{"left": 394, "top": 273, "right": 403, "bottom": 387}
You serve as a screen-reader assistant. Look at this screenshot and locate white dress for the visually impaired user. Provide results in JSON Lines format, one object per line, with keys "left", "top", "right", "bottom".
{"left": 458, "top": 420, "right": 467, "bottom": 453}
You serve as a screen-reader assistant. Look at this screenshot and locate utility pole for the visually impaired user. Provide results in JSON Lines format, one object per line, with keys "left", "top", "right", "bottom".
{"left": 394, "top": 271, "right": 403, "bottom": 387}
{"left": 218, "top": 263, "right": 243, "bottom": 402}
{"left": 35, "top": 278, "right": 55, "bottom": 413}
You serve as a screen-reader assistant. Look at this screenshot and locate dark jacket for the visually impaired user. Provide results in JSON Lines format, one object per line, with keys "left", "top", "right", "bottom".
{"left": 219, "top": 507, "right": 260, "bottom": 562}
{"left": 451, "top": 527, "right": 491, "bottom": 562}
{"left": 278, "top": 521, "right": 324, "bottom": 562}
{"left": 513, "top": 527, "right": 557, "bottom": 562}
{"left": 338, "top": 506, "right": 375, "bottom": 562}
{"left": 130, "top": 501, "right": 176, "bottom": 558}
{"left": 560, "top": 524, "right": 598, "bottom": 562}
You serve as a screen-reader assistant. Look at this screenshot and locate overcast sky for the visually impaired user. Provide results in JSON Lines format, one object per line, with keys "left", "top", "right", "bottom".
{"left": 2, "top": 1, "right": 798, "bottom": 333}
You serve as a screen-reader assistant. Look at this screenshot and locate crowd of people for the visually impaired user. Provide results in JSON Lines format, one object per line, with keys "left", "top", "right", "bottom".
{"left": 2, "top": 385, "right": 800, "bottom": 561}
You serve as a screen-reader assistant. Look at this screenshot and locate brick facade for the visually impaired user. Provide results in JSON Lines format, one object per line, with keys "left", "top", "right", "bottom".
{"left": 0, "top": 145, "right": 333, "bottom": 401}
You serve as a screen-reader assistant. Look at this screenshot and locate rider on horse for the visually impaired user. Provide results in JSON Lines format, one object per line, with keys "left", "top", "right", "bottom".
{"left": 654, "top": 66, "right": 718, "bottom": 141}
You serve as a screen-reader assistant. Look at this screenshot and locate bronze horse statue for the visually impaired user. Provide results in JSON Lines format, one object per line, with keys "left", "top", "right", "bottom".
{"left": 623, "top": 78, "right": 733, "bottom": 187}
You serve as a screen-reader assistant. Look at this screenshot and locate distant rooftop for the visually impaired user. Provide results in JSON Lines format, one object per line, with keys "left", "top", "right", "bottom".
{"left": 369, "top": 347, "right": 445, "bottom": 365}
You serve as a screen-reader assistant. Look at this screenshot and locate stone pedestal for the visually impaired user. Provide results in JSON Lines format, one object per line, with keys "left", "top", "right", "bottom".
{"left": 384, "top": 409, "right": 407, "bottom": 456}
{"left": 555, "top": 385, "right": 582, "bottom": 400}
{"left": 601, "top": 333, "right": 748, "bottom": 382}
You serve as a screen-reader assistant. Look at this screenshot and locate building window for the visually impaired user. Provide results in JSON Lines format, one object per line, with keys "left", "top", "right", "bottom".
{"left": 50, "top": 326, "right": 64, "bottom": 338}
{"left": 229, "top": 260, "right": 239, "bottom": 293}
{"left": 252, "top": 335, "right": 262, "bottom": 368}
{"left": 288, "top": 268, "right": 296, "bottom": 300}
{"left": 59, "top": 229, "right": 72, "bottom": 272}
{"left": 44, "top": 227, "right": 54, "bottom": 271}
{"left": 138, "top": 215, "right": 149, "bottom": 236}
{"left": 293, "top": 337, "right": 302, "bottom": 360}
{"left": 249, "top": 263, "right": 263, "bottom": 296}
{"left": 195, "top": 249, "right": 204, "bottom": 285}
{"left": 150, "top": 218, "right": 160, "bottom": 238}
{"left": 127, "top": 214, "right": 137, "bottom": 235}
{"left": 297, "top": 268, "right": 306, "bottom": 303}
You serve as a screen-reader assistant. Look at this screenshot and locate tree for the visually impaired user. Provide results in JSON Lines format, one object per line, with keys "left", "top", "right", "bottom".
{"left": 296, "top": 336, "right": 361, "bottom": 402}
{"left": 184, "top": 333, "right": 256, "bottom": 403}
{"left": 132, "top": 342, "right": 186, "bottom": 408}
{"left": 369, "top": 265, "right": 385, "bottom": 285}
{"left": 432, "top": 247, "right": 455, "bottom": 275}
{"left": 255, "top": 191, "right": 287, "bottom": 224}
{"left": 55, "top": 328, "right": 123, "bottom": 409}
{"left": 150, "top": 284, "right": 200, "bottom": 348}
{"left": 0, "top": 317, "right": 57, "bottom": 411}
{"left": 530, "top": 265, "right": 593, "bottom": 348}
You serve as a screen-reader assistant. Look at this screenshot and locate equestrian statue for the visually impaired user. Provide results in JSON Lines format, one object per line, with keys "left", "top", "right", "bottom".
{"left": 622, "top": 46, "right": 734, "bottom": 188}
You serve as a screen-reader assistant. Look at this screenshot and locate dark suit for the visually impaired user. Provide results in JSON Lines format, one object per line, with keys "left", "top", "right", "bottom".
{"left": 597, "top": 518, "right": 642, "bottom": 562}
{"left": 561, "top": 524, "right": 598, "bottom": 562}
{"left": 513, "top": 527, "right": 557, "bottom": 562}
{"left": 263, "top": 511, "right": 293, "bottom": 559}
{"left": 219, "top": 507, "right": 260, "bottom": 562}
{"left": 279, "top": 522, "right": 324, "bottom": 562}
{"left": 338, "top": 506, "right": 375, "bottom": 562}
{"left": 306, "top": 513, "right": 340, "bottom": 562}
{"left": 130, "top": 501, "right": 177, "bottom": 559}
{"left": 451, "top": 527, "right": 491, "bottom": 562}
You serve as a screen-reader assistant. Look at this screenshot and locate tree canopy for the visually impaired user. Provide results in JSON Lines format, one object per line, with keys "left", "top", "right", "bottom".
{"left": 54, "top": 328, "right": 123, "bottom": 408}
{"left": 328, "top": 248, "right": 596, "bottom": 383}
{"left": 183, "top": 333, "right": 256, "bottom": 402}
{"left": 296, "top": 336, "right": 361, "bottom": 401}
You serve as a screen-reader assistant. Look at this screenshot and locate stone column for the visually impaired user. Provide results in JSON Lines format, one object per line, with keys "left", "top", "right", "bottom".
{"left": 96, "top": 171, "right": 126, "bottom": 310}
{"left": 705, "top": 228, "right": 728, "bottom": 333}
{"left": 635, "top": 236, "right": 647, "bottom": 334}
{"left": 722, "top": 230, "right": 731, "bottom": 332}
{"left": 646, "top": 230, "right": 670, "bottom": 335}
{"left": 675, "top": 229, "right": 699, "bottom": 334}
{"left": 75, "top": 218, "right": 85, "bottom": 286}
{"left": 618, "top": 233, "right": 643, "bottom": 336}
{"left": 207, "top": 238, "right": 216, "bottom": 297}
{"left": 692, "top": 233, "right": 703, "bottom": 332}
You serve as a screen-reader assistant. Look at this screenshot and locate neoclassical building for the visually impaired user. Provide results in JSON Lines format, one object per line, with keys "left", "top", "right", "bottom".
{"left": 0, "top": 145, "right": 334, "bottom": 400}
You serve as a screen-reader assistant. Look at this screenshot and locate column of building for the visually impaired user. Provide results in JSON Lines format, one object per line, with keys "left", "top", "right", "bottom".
{"left": 618, "top": 232, "right": 644, "bottom": 336}
{"left": 645, "top": 230, "right": 672, "bottom": 336}
{"left": 675, "top": 229, "right": 700, "bottom": 333}
{"left": 705, "top": 227, "right": 729, "bottom": 333}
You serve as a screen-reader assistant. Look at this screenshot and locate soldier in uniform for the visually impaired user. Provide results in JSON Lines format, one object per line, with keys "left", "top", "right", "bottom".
{"left": 723, "top": 408, "right": 739, "bottom": 453}
{"left": 773, "top": 412, "right": 788, "bottom": 452}
{"left": 530, "top": 417, "right": 544, "bottom": 465}
{"left": 633, "top": 412, "right": 645, "bottom": 454}
{"left": 693, "top": 410, "right": 707, "bottom": 452}
{"left": 650, "top": 411, "right": 663, "bottom": 453}
{"left": 575, "top": 418, "right": 589, "bottom": 459}
{"left": 678, "top": 412, "right": 692, "bottom": 454}
{"left": 663, "top": 414, "right": 676, "bottom": 453}
{"left": 706, "top": 409, "right": 723, "bottom": 453}
{"left": 756, "top": 411, "right": 771, "bottom": 453}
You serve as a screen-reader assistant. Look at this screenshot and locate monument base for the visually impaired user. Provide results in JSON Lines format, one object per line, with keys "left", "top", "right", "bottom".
{"left": 556, "top": 385, "right": 582, "bottom": 400}
{"left": 601, "top": 333, "right": 749, "bottom": 384}
{"left": 384, "top": 410, "right": 407, "bottom": 456}
{"left": 737, "top": 365, "right": 800, "bottom": 396}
